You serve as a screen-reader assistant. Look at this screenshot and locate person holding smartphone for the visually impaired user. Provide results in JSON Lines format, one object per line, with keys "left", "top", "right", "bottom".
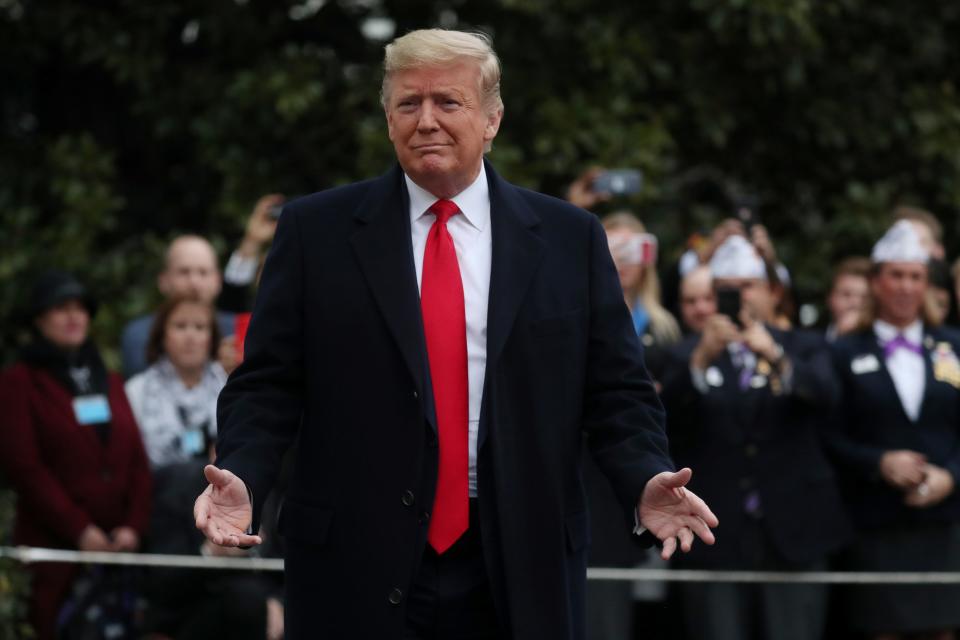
{"left": 659, "top": 235, "right": 850, "bottom": 640}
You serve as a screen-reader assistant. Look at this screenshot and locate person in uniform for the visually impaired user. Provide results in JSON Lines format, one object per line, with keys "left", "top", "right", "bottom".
{"left": 826, "top": 220, "right": 960, "bottom": 640}
{"left": 659, "top": 235, "right": 851, "bottom": 640}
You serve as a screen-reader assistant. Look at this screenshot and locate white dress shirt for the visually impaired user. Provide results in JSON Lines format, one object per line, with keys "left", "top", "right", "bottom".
{"left": 406, "top": 166, "right": 492, "bottom": 498}
{"left": 875, "top": 319, "right": 925, "bottom": 422}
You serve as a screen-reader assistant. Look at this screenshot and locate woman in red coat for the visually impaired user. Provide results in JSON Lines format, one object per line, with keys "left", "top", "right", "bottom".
{"left": 0, "top": 271, "right": 152, "bottom": 640}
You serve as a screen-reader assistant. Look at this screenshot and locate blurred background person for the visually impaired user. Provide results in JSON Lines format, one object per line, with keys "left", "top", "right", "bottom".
{"left": 659, "top": 236, "right": 850, "bottom": 640}
{"left": 124, "top": 295, "right": 226, "bottom": 469}
{"left": 0, "top": 271, "right": 152, "bottom": 640}
{"left": 825, "top": 257, "right": 871, "bottom": 342}
{"left": 120, "top": 194, "right": 281, "bottom": 378}
{"left": 601, "top": 211, "right": 681, "bottom": 369}
{"left": 679, "top": 265, "right": 717, "bottom": 335}
{"left": 826, "top": 221, "right": 960, "bottom": 640}
{"left": 126, "top": 296, "right": 282, "bottom": 639}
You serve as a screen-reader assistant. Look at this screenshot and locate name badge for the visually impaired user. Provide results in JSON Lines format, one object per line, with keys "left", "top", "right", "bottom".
{"left": 851, "top": 354, "right": 880, "bottom": 375}
{"left": 181, "top": 429, "right": 206, "bottom": 457}
{"left": 73, "top": 395, "right": 111, "bottom": 425}
{"left": 706, "top": 366, "right": 724, "bottom": 387}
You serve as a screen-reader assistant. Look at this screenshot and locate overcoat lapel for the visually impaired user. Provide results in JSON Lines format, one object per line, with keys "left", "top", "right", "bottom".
{"left": 916, "top": 327, "right": 936, "bottom": 422}
{"left": 349, "top": 166, "right": 437, "bottom": 431}
{"left": 479, "top": 161, "right": 545, "bottom": 449}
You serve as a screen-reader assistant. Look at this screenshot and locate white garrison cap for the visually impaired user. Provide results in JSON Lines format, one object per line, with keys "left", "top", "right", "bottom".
{"left": 709, "top": 235, "right": 767, "bottom": 280}
{"left": 871, "top": 220, "right": 929, "bottom": 264}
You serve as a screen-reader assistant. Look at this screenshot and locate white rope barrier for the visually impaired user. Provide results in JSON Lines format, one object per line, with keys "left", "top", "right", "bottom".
{"left": 0, "top": 546, "right": 284, "bottom": 572}
{"left": 4, "top": 546, "right": 960, "bottom": 584}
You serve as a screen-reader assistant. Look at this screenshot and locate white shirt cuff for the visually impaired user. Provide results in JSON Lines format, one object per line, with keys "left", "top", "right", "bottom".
{"left": 633, "top": 506, "right": 646, "bottom": 536}
{"left": 224, "top": 251, "right": 259, "bottom": 286}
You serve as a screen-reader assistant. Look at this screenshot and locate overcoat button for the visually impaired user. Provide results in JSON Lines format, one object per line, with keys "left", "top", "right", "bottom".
{"left": 388, "top": 588, "right": 403, "bottom": 605}
{"left": 402, "top": 490, "right": 416, "bottom": 507}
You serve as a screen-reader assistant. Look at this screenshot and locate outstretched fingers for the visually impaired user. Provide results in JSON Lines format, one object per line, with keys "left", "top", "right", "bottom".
{"left": 661, "top": 535, "right": 678, "bottom": 560}
{"left": 684, "top": 488, "right": 719, "bottom": 528}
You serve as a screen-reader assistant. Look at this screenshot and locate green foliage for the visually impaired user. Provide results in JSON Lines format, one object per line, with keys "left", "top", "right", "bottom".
{"left": 0, "top": 491, "right": 33, "bottom": 639}
{"left": 3, "top": 0, "right": 960, "bottom": 364}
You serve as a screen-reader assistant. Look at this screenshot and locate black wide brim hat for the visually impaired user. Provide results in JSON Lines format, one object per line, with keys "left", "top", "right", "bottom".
{"left": 28, "top": 270, "right": 98, "bottom": 319}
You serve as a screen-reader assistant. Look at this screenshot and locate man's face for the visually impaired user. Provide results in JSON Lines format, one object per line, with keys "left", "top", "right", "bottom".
{"left": 385, "top": 62, "right": 503, "bottom": 198}
{"left": 680, "top": 268, "right": 716, "bottom": 333}
{"left": 871, "top": 262, "right": 928, "bottom": 326}
{"left": 158, "top": 238, "right": 222, "bottom": 303}
{"left": 828, "top": 274, "right": 868, "bottom": 324}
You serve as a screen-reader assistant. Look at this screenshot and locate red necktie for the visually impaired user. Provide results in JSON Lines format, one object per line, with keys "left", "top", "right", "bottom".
{"left": 421, "top": 199, "right": 469, "bottom": 554}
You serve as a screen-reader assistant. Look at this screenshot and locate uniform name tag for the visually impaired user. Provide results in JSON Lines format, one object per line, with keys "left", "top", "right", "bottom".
{"left": 706, "top": 366, "right": 724, "bottom": 387}
{"left": 73, "top": 395, "right": 111, "bottom": 425}
{"left": 851, "top": 354, "right": 880, "bottom": 375}
{"left": 180, "top": 429, "right": 206, "bottom": 456}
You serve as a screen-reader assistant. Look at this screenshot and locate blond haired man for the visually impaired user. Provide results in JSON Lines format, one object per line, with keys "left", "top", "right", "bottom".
{"left": 195, "top": 29, "right": 716, "bottom": 639}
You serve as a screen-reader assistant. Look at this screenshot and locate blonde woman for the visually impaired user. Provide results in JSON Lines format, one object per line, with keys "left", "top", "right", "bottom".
{"left": 601, "top": 211, "right": 681, "bottom": 350}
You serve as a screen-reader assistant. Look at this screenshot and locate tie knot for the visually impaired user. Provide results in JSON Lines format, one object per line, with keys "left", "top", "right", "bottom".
{"left": 429, "top": 199, "right": 460, "bottom": 225}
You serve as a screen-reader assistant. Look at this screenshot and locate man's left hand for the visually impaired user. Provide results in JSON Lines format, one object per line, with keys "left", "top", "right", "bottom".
{"left": 639, "top": 468, "right": 718, "bottom": 560}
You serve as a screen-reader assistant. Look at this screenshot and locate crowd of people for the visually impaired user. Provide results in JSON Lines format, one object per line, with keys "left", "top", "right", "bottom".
{"left": 0, "top": 195, "right": 285, "bottom": 640}
{"left": 1, "top": 168, "right": 959, "bottom": 640}
{"left": 569, "top": 171, "right": 960, "bottom": 640}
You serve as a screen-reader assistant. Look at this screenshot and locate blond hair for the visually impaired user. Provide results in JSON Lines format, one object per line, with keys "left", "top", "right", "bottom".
{"left": 381, "top": 29, "right": 503, "bottom": 114}
{"left": 601, "top": 211, "right": 681, "bottom": 345}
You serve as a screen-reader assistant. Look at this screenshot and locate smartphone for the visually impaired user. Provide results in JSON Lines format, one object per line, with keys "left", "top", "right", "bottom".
{"left": 593, "top": 169, "right": 643, "bottom": 196}
{"left": 267, "top": 204, "right": 284, "bottom": 220}
{"left": 716, "top": 287, "right": 742, "bottom": 325}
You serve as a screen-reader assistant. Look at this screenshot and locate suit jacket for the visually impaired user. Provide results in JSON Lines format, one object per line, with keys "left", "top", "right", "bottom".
{"left": 659, "top": 328, "right": 851, "bottom": 569}
{"left": 214, "top": 160, "right": 673, "bottom": 640}
{"left": 826, "top": 325, "right": 960, "bottom": 530}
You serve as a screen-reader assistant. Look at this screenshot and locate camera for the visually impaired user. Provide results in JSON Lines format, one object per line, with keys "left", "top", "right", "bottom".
{"left": 593, "top": 169, "right": 643, "bottom": 196}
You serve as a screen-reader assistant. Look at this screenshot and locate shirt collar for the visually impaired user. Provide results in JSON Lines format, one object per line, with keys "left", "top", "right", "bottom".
{"left": 874, "top": 318, "right": 923, "bottom": 344}
{"left": 405, "top": 163, "right": 489, "bottom": 232}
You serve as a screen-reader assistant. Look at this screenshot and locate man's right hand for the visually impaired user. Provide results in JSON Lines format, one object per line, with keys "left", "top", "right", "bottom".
{"left": 879, "top": 450, "right": 928, "bottom": 490}
{"left": 691, "top": 314, "right": 739, "bottom": 371}
{"left": 194, "top": 465, "right": 262, "bottom": 547}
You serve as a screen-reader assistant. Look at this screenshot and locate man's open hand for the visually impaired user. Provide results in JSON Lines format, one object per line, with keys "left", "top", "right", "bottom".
{"left": 194, "top": 465, "right": 262, "bottom": 547}
{"left": 639, "top": 468, "right": 718, "bottom": 560}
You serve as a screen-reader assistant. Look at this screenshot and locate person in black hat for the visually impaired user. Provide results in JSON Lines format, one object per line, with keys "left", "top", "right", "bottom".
{"left": 0, "top": 271, "right": 152, "bottom": 640}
